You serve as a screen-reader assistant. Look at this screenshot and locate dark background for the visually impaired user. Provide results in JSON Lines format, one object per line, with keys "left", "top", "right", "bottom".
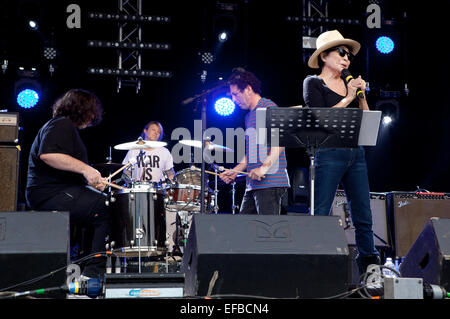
{"left": 1, "top": 0, "right": 449, "bottom": 213}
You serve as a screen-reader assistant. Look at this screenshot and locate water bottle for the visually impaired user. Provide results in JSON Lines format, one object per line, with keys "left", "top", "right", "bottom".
{"left": 382, "top": 257, "right": 397, "bottom": 278}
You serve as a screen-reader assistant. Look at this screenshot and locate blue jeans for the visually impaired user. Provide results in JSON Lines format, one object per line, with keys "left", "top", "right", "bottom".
{"left": 314, "top": 147, "right": 379, "bottom": 257}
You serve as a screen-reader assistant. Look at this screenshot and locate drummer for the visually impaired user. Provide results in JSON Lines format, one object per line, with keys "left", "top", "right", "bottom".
{"left": 121, "top": 121, "right": 175, "bottom": 184}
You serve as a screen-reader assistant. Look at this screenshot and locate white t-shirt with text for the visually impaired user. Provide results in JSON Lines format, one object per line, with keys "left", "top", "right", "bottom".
{"left": 122, "top": 147, "right": 174, "bottom": 182}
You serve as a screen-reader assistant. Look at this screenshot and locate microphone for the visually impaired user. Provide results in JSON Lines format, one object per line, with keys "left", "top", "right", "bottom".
{"left": 67, "top": 278, "right": 103, "bottom": 298}
{"left": 341, "top": 69, "right": 364, "bottom": 99}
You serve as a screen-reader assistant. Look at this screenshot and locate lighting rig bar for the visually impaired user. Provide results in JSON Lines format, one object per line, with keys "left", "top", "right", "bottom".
{"left": 87, "top": 40, "right": 171, "bottom": 50}
{"left": 88, "top": 12, "right": 170, "bottom": 23}
{"left": 286, "top": 16, "right": 361, "bottom": 25}
{"left": 88, "top": 67, "right": 172, "bottom": 78}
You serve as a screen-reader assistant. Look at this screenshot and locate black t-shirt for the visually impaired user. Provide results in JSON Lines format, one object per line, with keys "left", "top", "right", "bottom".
{"left": 303, "top": 75, "right": 359, "bottom": 108}
{"left": 26, "top": 116, "right": 88, "bottom": 194}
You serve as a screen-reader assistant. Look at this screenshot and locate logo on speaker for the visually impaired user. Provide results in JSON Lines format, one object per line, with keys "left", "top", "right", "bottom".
{"left": 398, "top": 200, "right": 410, "bottom": 208}
{"left": 250, "top": 220, "right": 291, "bottom": 242}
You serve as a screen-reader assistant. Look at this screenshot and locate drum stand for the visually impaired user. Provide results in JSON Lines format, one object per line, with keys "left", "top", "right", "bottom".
{"left": 231, "top": 181, "right": 238, "bottom": 214}
{"left": 181, "top": 81, "right": 228, "bottom": 214}
{"left": 213, "top": 164, "right": 219, "bottom": 214}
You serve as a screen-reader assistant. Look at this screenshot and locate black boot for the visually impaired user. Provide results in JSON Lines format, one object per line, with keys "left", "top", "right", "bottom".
{"left": 355, "top": 254, "right": 381, "bottom": 276}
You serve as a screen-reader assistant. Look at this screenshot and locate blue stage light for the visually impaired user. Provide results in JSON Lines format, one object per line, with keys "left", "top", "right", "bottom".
{"left": 376, "top": 36, "right": 394, "bottom": 54}
{"left": 17, "top": 89, "right": 40, "bottom": 108}
{"left": 214, "top": 97, "right": 235, "bottom": 116}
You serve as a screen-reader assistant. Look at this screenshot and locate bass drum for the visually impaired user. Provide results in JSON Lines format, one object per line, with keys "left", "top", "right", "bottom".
{"left": 110, "top": 187, "right": 167, "bottom": 257}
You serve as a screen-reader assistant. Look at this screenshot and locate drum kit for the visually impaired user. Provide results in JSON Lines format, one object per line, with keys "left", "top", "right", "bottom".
{"left": 93, "top": 137, "right": 241, "bottom": 272}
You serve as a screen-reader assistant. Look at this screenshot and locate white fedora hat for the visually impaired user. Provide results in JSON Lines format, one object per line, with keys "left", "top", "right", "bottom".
{"left": 308, "top": 30, "right": 361, "bottom": 69}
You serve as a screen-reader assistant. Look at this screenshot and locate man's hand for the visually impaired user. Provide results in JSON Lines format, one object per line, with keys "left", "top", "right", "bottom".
{"left": 249, "top": 166, "right": 268, "bottom": 181}
{"left": 219, "top": 170, "right": 238, "bottom": 184}
{"left": 82, "top": 166, "right": 104, "bottom": 187}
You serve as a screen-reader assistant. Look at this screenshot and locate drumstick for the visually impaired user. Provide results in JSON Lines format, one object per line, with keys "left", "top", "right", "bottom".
{"left": 191, "top": 166, "right": 227, "bottom": 177}
{"left": 219, "top": 166, "right": 267, "bottom": 179}
{"left": 107, "top": 158, "right": 137, "bottom": 180}
{"left": 218, "top": 166, "right": 249, "bottom": 176}
{"left": 100, "top": 180, "right": 126, "bottom": 190}
{"left": 205, "top": 169, "right": 221, "bottom": 176}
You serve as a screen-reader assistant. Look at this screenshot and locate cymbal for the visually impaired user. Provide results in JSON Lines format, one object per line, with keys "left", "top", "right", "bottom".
{"left": 114, "top": 138, "right": 167, "bottom": 150}
{"left": 179, "top": 139, "right": 234, "bottom": 152}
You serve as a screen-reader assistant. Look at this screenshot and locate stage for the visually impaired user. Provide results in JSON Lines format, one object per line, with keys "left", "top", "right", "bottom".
{"left": 1, "top": 0, "right": 450, "bottom": 306}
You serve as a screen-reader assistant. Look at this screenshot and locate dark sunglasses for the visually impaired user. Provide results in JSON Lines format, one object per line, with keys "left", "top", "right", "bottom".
{"left": 332, "top": 47, "right": 354, "bottom": 61}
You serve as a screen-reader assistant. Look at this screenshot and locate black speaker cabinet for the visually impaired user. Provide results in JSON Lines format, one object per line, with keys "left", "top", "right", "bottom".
{"left": 0, "top": 146, "right": 20, "bottom": 211}
{"left": 331, "top": 190, "right": 389, "bottom": 247}
{"left": 387, "top": 192, "right": 450, "bottom": 257}
{"left": 182, "top": 214, "right": 349, "bottom": 299}
{"left": 0, "top": 211, "right": 70, "bottom": 298}
{"left": 399, "top": 218, "right": 450, "bottom": 291}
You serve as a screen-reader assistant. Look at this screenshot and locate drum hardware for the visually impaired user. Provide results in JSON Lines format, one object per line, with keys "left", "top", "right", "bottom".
{"left": 231, "top": 181, "right": 239, "bottom": 214}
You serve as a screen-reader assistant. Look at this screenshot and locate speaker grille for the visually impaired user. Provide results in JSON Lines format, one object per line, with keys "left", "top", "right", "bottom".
{"left": 0, "top": 146, "right": 20, "bottom": 211}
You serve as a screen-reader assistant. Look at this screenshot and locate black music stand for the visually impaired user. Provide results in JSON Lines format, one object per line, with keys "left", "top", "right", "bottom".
{"left": 261, "top": 107, "right": 369, "bottom": 215}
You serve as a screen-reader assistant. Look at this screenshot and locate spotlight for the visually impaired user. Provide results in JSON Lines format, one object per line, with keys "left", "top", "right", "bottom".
{"left": 201, "top": 52, "right": 214, "bottom": 65}
{"left": 17, "top": 89, "right": 40, "bottom": 109}
{"left": 376, "top": 99, "right": 400, "bottom": 127}
{"left": 14, "top": 74, "right": 42, "bottom": 109}
{"left": 376, "top": 36, "right": 394, "bottom": 54}
{"left": 218, "top": 31, "right": 229, "bottom": 43}
{"left": 382, "top": 116, "right": 392, "bottom": 126}
{"left": 43, "top": 47, "right": 57, "bottom": 60}
{"left": 214, "top": 97, "right": 235, "bottom": 116}
{"left": 28, "top": 20, "right": 38, "bottom": 30}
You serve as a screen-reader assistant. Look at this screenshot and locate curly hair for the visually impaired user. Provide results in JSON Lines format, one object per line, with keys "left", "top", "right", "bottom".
{"left": 52, "top": 89, "right": 103, "bottom": 128}
{"left": 227, "top": 67, "right": 262, "bottom": 95}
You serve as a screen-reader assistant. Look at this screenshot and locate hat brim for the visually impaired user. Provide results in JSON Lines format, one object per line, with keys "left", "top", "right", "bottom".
{"left": 307, "top": 39, "right": 361, "bottom": 69}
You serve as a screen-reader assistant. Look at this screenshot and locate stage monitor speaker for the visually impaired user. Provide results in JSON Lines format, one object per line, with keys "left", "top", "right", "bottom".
{"left": 0, "top": 211, "right": 70, "bottom": 298}
{"left": 399, "top": 218, "right": 450, "bottom": 291}
{"left": 331, "top": 190, "right": 389, "bottom": 247}
{"left": 0, "top": 145, "right": 20, "bottom": 211}
{"left": 182, "top": 214, "right": 349, "bottom": 299}
{"left": 387, "top": 192, "right": 450, "bottom": 257}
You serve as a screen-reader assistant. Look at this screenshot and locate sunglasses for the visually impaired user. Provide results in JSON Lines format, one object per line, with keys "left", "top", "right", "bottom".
{"left": 332, "top": 47, "right": 354, "bottom": 61}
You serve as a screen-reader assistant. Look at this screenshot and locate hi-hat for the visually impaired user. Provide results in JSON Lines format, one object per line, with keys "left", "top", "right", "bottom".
{"left": 179, "top": 139, "right": 233, "bottom": 152}
{"left": 93, "top": 162, "right": 123, "bottom": 171}
{"left": 114, "top": 137, "right": 167, "bottom": 150}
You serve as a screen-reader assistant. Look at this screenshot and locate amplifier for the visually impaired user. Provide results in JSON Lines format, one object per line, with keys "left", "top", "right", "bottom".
{"left": 331, "top": 190, "right": 390, "bottom": 247}
{"left": 386, "top": 192, "right": 450, "bottom": 257}
{"left": 0, "top": 113, "right": 20, "bottom": 144}
{"left": 103, "top": 273, "right": 184, "bottom": 298}
{"left": 0, "top": 145, "right": 20, "bottom": 211}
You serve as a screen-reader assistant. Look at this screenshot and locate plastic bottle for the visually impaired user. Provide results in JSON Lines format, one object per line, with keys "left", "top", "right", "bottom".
{"left": 382, "top": 257, "right": 397, "bottom": 278}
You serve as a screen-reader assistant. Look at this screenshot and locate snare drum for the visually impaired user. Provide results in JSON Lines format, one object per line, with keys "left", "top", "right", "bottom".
{"left": 110, "top": 186, "right": 167, "bottom": 256}
{"left": 175, "top": 167, "right": 205, "bottom": 186}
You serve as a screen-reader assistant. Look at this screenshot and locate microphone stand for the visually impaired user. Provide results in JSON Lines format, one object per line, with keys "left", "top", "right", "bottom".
{"left": 182, "top": 81, "right": 227, "bottom": 214}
